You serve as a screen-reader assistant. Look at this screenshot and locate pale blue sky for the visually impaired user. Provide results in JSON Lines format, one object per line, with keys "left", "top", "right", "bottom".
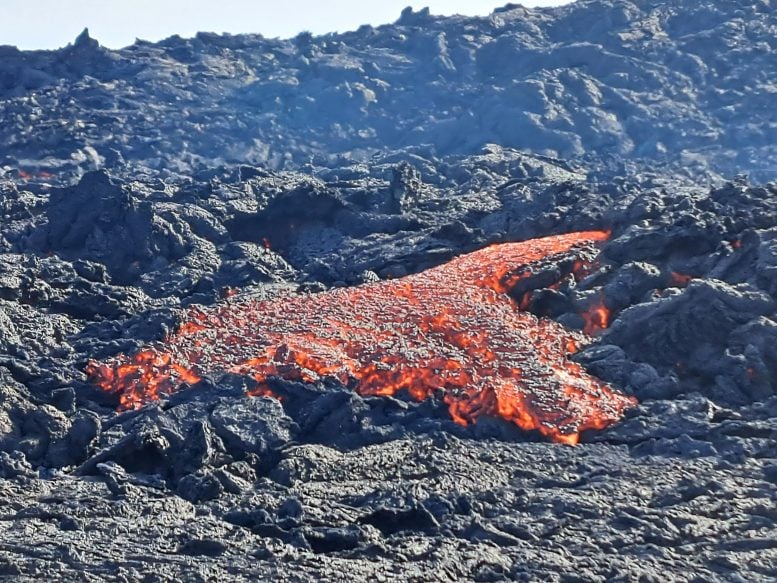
{"left": 1, "top": 0, "right": 570, "bottom": 50}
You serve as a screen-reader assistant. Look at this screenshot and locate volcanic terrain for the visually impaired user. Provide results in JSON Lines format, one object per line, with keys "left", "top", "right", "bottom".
{"left": 1, "top": 1, "right": 776, "bottom": 581}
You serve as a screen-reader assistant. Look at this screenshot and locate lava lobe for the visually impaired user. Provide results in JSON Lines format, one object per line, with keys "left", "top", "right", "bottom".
{"left": 87, "top": 231, "right": 636, "bottom": 444}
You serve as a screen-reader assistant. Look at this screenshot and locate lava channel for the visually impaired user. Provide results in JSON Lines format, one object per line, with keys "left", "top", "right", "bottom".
{"left": 87, "top": 230, "right": 637, "bottom": 444}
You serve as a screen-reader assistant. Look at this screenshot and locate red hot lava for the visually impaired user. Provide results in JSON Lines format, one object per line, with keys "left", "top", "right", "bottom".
{"left": 581, "top": 294, "right": 611, "bottom": 336}
{"left": 87, "top": 231, "right": 636, "bottom": 444}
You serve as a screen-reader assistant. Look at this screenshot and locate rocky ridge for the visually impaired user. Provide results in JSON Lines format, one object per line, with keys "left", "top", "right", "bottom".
{"left": 0, "top": 0, "right": 776, "bottom": 183}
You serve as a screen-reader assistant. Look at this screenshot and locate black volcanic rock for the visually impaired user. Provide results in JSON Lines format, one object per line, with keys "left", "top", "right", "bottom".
{"left": 0, "top": 0, "right": 775, "bottom": 181}
{"left": 27, "top": 171, "right": 190, "bottom": 280}
{"left": 73, "top": 28, "right": 99, "bottom": 51}
{"left": 603, "top": 279, "right": 775, "bottom": 403}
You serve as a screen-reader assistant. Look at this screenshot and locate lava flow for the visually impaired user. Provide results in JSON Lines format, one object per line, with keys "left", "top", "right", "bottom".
{"left": 87, "top": 231, "right": 636, "bottom": 444}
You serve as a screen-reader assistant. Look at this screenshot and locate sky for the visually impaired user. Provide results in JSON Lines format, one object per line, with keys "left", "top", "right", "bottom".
{"left": 1, "top": 0, "right": 570, "bottom": 51}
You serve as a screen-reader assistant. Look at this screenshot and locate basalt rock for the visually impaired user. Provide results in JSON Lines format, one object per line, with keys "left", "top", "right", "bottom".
{"left": 0, "top": 1, "right": 776, "bottom": 182}
{"left": 603, "top": 279, "right": 776, "bottom": 405}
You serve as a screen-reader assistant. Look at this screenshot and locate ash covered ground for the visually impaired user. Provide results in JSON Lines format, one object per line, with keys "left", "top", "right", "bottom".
{"left": 1, "top": 1, "right": 777, "bottom": 581}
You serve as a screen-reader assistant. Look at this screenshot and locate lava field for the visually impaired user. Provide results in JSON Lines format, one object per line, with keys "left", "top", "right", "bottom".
{"left": 1, "top": 1, "right": 777, "bottom": 581}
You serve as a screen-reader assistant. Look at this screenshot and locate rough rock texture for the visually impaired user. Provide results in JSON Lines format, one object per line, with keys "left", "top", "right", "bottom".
{"left": 1, "top": 148, "right": 775, "bottom": 580}
{"left": 1, "top": 1, "right": 776, "bottom": 581}
{"left": 1, "top": 0, "right": 776, "bottom": 183}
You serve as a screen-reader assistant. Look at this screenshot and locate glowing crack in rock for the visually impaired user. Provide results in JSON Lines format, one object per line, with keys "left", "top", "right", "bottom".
{"left": 87, "top": 231, "right": 637, "bottom": 444}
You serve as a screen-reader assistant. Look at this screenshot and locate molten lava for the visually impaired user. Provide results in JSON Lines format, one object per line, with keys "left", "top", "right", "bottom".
{"left": 87, "top": 231, "right": 636, "bottom": 444}
{"left": 580, "top": 294, "right": 611, "bottom": 336}
{"left": 670, "top": 272, "right": 694, "bottom": 287}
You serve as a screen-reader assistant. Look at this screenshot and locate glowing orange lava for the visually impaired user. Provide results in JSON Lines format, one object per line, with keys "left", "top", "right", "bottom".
{"left": 86, "top": 231, "right": 636, "bottom": 444}
{"left": 670, "top": 272, "right": 694, "bottom": 287}
{"left": 580, "top": 295, "right": 611, "bottom": 336}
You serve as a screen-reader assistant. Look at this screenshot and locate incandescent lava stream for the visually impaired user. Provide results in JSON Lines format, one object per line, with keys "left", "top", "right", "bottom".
{"left": 87, "top": 231, "right": 636, "bottom": 444}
